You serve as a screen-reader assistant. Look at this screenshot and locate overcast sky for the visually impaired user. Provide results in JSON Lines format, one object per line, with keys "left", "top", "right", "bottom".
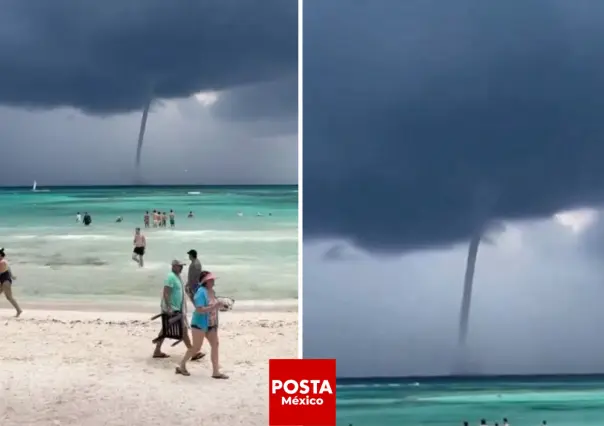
{"left": 303, "top": 0, "right": 604, "bottom": 377}
{"left": 0, "top": 0, "right": 297, "bottom": 186}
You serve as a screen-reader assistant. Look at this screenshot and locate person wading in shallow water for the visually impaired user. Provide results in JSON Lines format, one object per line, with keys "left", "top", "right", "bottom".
{"left": 152, "top": 260, "right": 204, "bottom": 361}
{"left": 131, "top": 227, "right": 146, "bottom": 267}
{"left": 0, "top": 248, "right": 22, "bottom": 317}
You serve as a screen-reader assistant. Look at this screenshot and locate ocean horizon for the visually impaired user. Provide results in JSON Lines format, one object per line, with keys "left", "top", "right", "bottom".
{"left": 338, "top": 372, "right": 604, "bottom": 382}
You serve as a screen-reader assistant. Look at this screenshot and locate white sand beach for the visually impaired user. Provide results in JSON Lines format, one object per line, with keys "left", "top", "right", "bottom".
{"left": 0, "top": 304, "right": 297, "bottom": 426}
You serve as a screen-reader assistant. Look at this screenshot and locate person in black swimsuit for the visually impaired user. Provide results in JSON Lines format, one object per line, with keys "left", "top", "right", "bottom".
{"left": 0, "top": 248, "right": 22, "bottom": 317}
{"left": 131, "top": 228, "right": 146, "bottom": 267}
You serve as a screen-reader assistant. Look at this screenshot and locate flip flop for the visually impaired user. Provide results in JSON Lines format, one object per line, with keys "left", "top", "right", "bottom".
{"left": 152, "top": 353, "right": 170, "bottom": 359}
{"left": 191, "top": 352, "right": 205, "bottom": 361}
{"left": 212, "top": 373, "right": 229, "bottom": 380}
{"left": 175, "top": 367, "right": 190, "bottom": 376}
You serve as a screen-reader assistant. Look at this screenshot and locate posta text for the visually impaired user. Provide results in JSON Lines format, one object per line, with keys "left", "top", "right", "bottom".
{"left": 269, "top": 359, "right": 336, "bottom": 426}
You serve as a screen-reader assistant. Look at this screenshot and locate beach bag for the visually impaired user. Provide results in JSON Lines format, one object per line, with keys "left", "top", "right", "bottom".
{"left": 150, "top": 311, "right": 184, "bottom": 346}
{"left": 217, "top": 296, "right": 235, "bottom": 312}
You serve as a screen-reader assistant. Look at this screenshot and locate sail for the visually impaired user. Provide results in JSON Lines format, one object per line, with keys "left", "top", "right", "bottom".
{"left": 32, "top": 180, "right": 37, "bottom": 191}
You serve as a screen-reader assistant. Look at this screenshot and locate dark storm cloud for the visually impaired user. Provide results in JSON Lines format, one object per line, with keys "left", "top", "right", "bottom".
{"left": 0, "top": 0, "right": 296, "bottom": 114}
{"left": 303, "top": 0, "right": 604, "bottom": 251}
{"left": 211, "top": 75, "right": 297, "bottom": 122}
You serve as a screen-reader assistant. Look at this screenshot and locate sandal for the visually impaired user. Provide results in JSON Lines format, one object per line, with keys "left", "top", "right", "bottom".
{"left": 175, "top": 366, "right": 190, "bottom": 376}
{"left": 191, "top": 352, "right": 205, "bottom": 361}
{"left": 212, "top": 373, "right": 229, "bottom": 379}
{"left": 152, "top": 353, "right": 170, "bottom": 359}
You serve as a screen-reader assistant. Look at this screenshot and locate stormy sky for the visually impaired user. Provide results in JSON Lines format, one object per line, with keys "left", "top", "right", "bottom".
{"left": 303, "top": 0, "right": 604, "bottom": 376}
{"left": 0, "top": 0, "right": 297, "bottom": 186}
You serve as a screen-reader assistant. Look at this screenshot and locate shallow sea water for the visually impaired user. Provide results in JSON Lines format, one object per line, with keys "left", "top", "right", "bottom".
{"left": 337, "top": 375, "right": 604, "bottom": 426}
{"left": 0, "top": 185, "right": 297, "bottom": 303}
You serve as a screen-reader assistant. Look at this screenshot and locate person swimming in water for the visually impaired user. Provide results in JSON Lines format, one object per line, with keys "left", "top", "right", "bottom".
{"left": 169, "top": 210, "right": 175, "bottom": 228}
{"left": 115, "top": 216, "right": 123, "bottom": 223}
{"left": 83, "top": 212, "right": 92, "bottom": 226}
{"left": 0, "top": 248, "right": 22, "bottom": 317}
{"left": 188, "top": 211, "right": 194, "bottom": 218}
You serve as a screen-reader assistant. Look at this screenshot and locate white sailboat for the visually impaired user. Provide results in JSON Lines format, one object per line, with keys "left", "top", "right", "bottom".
{"left": 32, "top": 180, "right": 37, "bottom": 191}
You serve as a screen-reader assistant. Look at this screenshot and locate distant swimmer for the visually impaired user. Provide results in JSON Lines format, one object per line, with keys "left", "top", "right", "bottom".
{"left": 188, "top": 211, "right": 194, "bottom": 218}
{"left": 83, "top": 212, "right": 92, "bottom": 226}
{"left": 502, "top": 418, "right": 508, "bottom": 426}
{"left": 0, "top": 248, "right": 22, "bottom": 317}
{"left": 115, "top": 216, "right": 123, "bottom": 223}
{"left": 256, "top": 212, "right": 263, "bottom": 217}
{"left": 144, "top": 211, "right": 150, "bottom": 228}
{"left": 132, "top": 227, "right": 146, "bottom": 267}
{"left": 169, "top": 210, "right": 175, "bottom": 228}
{"left": 76, "top": 212, "right": 82, "bottom": 223}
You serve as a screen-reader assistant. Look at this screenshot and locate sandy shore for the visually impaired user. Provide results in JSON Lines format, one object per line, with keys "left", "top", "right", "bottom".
{"left": 0, "top": 304, "right": 297, "bottom": 426}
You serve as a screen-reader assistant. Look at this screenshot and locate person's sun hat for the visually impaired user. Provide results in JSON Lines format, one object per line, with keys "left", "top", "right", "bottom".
{"left": 201, "top": 272, "right": 216, "bottom": 283}
{"left": 171, "top": 259, "right": 186, "bottom": 267}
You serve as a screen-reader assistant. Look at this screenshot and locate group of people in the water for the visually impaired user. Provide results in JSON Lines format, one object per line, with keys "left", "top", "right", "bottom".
{"left": 461, "top": 419, "right": 547, "bottom": 425}
{"left": 143, "top": 209, "right": 188, "bottom": 228}
{"left": 73, "top": 210, "right": 196, "bottom": 227}
{"left": 75, "top": 212, "right": 92, "bottom": 226}
{"left": 346, "top": 418, "right": 547, "bottom": 426}
{"left": 75, "top": 209, "right": 272, "bottom": 227}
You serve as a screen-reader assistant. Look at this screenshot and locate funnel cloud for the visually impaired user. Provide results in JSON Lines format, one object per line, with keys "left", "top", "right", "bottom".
{"left": 303, "top": 0, "right": 604, "bottom": 377}
{"left": 135, "top": 99, "right": 152, "bottom": 170}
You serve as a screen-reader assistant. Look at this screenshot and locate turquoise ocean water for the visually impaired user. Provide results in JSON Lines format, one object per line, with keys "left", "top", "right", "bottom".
{"left": 337, "top": 375, "right": 604, "bottom": 425}
{"left": 0, "top": 185, "right": 297, "bottom": 304}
